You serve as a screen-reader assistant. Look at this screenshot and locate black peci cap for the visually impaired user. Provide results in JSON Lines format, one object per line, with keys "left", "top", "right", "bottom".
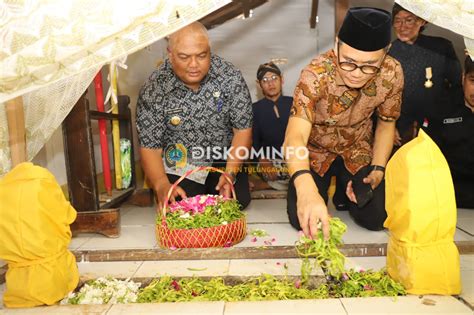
{"left": 257, "top": 62, "right": 281, "bottom": 81}
{"left": 338, "top": 7, "right": 392, "bottom": 52}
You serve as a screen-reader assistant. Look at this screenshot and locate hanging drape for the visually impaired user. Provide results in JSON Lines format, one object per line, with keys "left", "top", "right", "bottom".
{"left": 0, "top": 0, "right": 231, "bottom": 176}
{"left": 396, "top": 0, "right": 474, "bottom": 58}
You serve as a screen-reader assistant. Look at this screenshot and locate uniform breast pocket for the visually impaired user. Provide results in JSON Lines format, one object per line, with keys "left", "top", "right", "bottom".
{"left": 443, "top": 118, "right": 465, "bottom": 143}
{"left": 204, "top": 98, "right": 230, "bottom": 130}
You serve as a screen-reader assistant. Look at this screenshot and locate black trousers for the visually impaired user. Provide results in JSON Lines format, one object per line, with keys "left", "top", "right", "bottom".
{"left": 167, "top": 164, "right": 251, "bottom": 210}
{"left": 287, "top": 157, "right": 387, "bottom": 231}
{"left": 451, "top": 169, "right": 474, "bottom": 209}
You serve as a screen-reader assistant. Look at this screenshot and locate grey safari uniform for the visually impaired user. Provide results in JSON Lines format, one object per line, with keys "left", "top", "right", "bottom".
{"left": 136, "top": 54, "right": 253, "bottom": 183}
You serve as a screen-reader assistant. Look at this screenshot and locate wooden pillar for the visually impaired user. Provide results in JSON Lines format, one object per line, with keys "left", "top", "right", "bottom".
{"left": 335, "top": 0, "right": 349, "bottom": 36}
{"left": 5, "top": 96, "right": 26, "bottom": 167}
{"left": 310, "top": 0, "right": 319, "bottom": 29}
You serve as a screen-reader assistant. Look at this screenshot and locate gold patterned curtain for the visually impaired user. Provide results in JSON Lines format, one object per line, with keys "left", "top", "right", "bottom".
{"left": 396, "top": 0, "right": 474, "bottom": 58}
{"left": 0, "top": 0, "right": 230, "bottom": 175}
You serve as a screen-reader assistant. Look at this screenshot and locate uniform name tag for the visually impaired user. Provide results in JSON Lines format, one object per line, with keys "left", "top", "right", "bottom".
{"left": 165, "top": 108, "right": 183, "bottom": 115}
{"left": 443, "top": 117, "right": 462, "bottom": 124}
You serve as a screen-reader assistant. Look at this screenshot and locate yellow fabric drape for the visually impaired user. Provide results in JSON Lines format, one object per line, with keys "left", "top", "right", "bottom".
{"left": 384, "top": 130, "right": 461, "bottom": 295}
{"left": 0, "top": 162, "right": 79, "bottom": 308}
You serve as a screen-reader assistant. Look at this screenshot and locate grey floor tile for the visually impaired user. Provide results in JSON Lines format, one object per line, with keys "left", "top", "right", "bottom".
{"left": 228, "top": 258, "right": 323, "bottom": 277}
{"left": 455, "top": 228, "right": 474, "bottom": 242}
{"left": 457, "top": 208, "right": 473, "bottom": 219}
{"left": 344, "top": 256, "right": 386, "bottom": 272}
{"left": 460, "top": 269, "right": 474, "bottom": 307}
{"left": 79, "top": 225, "right": 157, "bottom": 250}
{"left": 107, "top": 301, "right": 225, "bottom": 314}
{"left": 0, "top": 304, "right": 112, "bottom": 314}
{"left": 134, "top": 260, "right": 229, "bottom": 278}
{"left": 68, "top": 235, "right": 90, "bottom": 250}
{"left": 341, "top": 295, "right": 472, "bottom": 314}
{"left": 457, "top": 217, "right": 474, "bottom": 236}
{"left": 236, "top": 223, "right": 299, "bottom": 247}
{"left": 224, "top": 299, "right": 346, "bottom": 315}
{"left": 77, "top": 261, "right": 143, "bottom": 280}
{"left": 245, "top": 199, "right": 289, "bottom": 224}
{"left": 120, "top": 206, "right": 157, "bottom": 227}
{"left": 0, "top": 283, "right": 5, "bottom": 309}
{"left": 460, "top": 255, "right": 474, "bottom": 271}
{"left": 331, "top": 211, "right": 388, "bottom": 244}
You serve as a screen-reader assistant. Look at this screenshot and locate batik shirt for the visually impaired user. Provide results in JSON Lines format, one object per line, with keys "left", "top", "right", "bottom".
{"left": 136, "top": 54, "right": 252, "bottom": 183}
{"left": 291, "top": 50, "right": 404, "bottom": 176}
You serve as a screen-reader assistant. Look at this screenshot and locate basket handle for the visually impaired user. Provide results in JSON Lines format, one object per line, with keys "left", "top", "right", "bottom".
{"left": 161, "top": 166, "right": 237, "bottom": 218}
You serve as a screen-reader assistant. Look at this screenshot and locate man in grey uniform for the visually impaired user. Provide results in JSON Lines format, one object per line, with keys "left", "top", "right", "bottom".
{"left": 136, "top": 22, "right": 253, "bottom": 209}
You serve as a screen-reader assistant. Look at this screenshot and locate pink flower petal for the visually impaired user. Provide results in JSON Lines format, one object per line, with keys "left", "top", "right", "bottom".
{"left": 169, "top": 246, "right": 177, "bottom": 250}
{"left": 276, "top": 262, "right": 281, "bottom": 266}
{"left": 224, "top": 240, "right": 232, "bottom": 248}
{"left": 250, "top": 237, "right": 257, "bottom": 243}
{"left": 294, "top": 279, "right": 302, "bottom": 289}
{"left": 171, "top": 280, "right": 181, "bottom": 291}
{"left": 271, "top": 238, "right": 276, "bottom": 242}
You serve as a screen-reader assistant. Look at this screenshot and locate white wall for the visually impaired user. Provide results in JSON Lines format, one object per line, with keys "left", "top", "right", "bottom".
{"left": 32, "top": 0, "right": 465, "bottom": 186}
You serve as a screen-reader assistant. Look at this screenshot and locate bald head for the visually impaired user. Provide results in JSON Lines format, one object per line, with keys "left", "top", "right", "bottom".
{"left": 168, "top": 22, "right": 210, "bottom": 51}
{"left": 167, "top": 22, "right": 211, "bottom": 91}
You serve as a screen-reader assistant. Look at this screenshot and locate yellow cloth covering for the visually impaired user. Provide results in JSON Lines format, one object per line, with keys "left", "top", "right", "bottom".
{"left": 0, "top": 162, "right": 79, "bottom": 308}
{"left": 384, "top": 130, "right": 461, "bottom": 295}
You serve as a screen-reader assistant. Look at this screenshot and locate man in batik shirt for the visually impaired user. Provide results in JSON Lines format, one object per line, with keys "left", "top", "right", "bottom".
{"left": 284, "top": 7, "right": 404, "bottom": 238}
{"left": 136, "top": 22, "right": 252, "bottom": 209}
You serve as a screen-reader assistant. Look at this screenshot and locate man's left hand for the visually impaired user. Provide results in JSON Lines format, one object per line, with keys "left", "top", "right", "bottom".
{"left": 346, "top": 169, "right": 384, "bottom": 203}
{"left": 364, "top": 169, "right": 384, "bottom": 190}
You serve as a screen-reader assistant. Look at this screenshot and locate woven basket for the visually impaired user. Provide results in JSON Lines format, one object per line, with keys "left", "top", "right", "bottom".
{"left": 156, "top": 166, "right": 247, "bottom": 248}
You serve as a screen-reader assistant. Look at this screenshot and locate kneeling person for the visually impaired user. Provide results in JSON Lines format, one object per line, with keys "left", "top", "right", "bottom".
{"left": 136, "top": 22, "right": 253, "bottom": 209}
{"left": 284, "top": 7, "right": 403, "bottom": 238}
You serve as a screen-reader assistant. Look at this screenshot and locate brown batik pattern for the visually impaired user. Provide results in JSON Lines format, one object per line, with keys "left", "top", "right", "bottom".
{"left": 291, "top": 50, "right": 404, "bottom": 176}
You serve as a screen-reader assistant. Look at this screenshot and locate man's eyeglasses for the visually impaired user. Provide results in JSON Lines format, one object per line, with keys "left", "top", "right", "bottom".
{"left": 261, "top": 75, "right": 279, "bottom": 83}
{"left": 393, "top": 17, "right": 417, "bottom": 27}
{"left": 337, "top": 48, "right": 382, "bottom": 75}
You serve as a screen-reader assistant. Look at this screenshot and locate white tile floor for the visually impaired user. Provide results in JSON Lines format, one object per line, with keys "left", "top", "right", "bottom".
{"left": 227, "top": 258, "right": 323, "bottom": 277}
{"left": 1, "top": 256, "right": 474, "bottom": 313}
{"left": 78, "top": 261, "right": 143, "bottom": 281}
{"left": 68, "top": 200, "right": 473, "bottom": 251}
{"left": 245, "top": 199, "right": 289, "bottom": 223}
{"left": 457, "top": 208, "right": 474, "bottom": 236}
{"left": 107, "top": 302, "right": 225, "bottom": 314}
{"left": 2, "top": 200, "right": 473, "bottom": 313}
{"left": 134, "top": 260, "right": 230, "bottom": 278}
{"left": 340, "top": 295, "right": 472, "bottom": 314}
{"left": 344, "top": 256, "right": 387, "bottom": 271}
{"left": 224, "top": 299, "right": 347, "bottom": 315}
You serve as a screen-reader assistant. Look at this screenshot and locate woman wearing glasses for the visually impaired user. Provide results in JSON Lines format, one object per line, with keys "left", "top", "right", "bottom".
{"left": 389, "top": 3, "right": 463, "bottom": 146}
{"left": 284, "top": 7, "right": 403, "bottom": 239}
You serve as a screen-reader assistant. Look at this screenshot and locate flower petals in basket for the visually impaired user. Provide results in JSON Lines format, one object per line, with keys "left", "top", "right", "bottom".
{"left": 156, "top": 167, "right": 247, "bottom": 249}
